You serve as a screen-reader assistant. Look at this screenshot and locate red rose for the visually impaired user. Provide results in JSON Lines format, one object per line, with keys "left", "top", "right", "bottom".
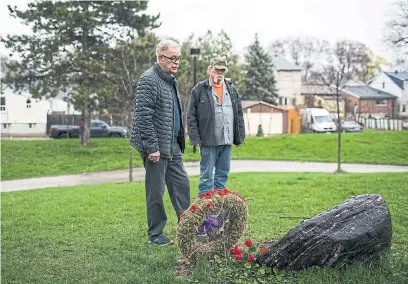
{"left": 229, "top": 246, "right": 236, "bottom": 255}
{"left": 205, "top": 202, "right": 211, "bottom": 209}
{"left": 234, "top": 246, "right": 242, "bottom": 254}
{"left": 189, "top": 204, "right": 197, "bottom": 213}
{"left": 200, "top": 192, "right": 212, "bottom": 199}
{"left": 260, "top": 246, "right": 268, "bottom": 255}
{"left": 244, "top": 239, "right": 253, "bottom": 247}
{"left": 234, "top": 253, "right": 243, "bottom": 260}
{"left": 223, "top": 188, "right": 230, "bottom": 194}
{"left": 247, "top": 254, "right": 255, "bottom": 263}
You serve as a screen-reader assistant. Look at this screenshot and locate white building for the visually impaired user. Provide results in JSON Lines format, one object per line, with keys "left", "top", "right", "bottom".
{"left": 271, "top": 54, "right": 303, "bottom": 108}
{"left": 0, "top": 89, "right": 77, "bottom": 136}
{"left": 367, "top": 71, "right": 408, "bottom": 117}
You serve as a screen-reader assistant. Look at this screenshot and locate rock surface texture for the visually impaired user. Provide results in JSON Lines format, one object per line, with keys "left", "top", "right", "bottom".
{"left": 257, "top": 194, "right": 392, "bottom": 270}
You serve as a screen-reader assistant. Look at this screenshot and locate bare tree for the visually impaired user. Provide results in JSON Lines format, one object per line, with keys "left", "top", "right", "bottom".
{"left": 311, "top": 40, "right": 369, "bottom": 172}
{"left": 384, "top": 0, "right": 408, "bottom": 68}
{"left": 269, "top": 37, "right": 329, "bottom": 82}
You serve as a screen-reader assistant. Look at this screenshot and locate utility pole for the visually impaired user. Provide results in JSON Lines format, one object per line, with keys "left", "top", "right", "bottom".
{"left": 190, "top": 47, "right": 200, "bottom": 153}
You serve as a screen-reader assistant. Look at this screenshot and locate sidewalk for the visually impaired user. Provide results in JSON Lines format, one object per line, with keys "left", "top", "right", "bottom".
{"left": 2, "top": 160, "right": 408, "bottom": 192}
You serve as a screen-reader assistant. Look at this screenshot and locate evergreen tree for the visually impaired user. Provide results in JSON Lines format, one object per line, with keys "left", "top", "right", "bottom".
{"left": 244, "top": 34, "right": 278, "bottom": 105}
{"left": 1, "top": 1, "right": 159, "bottom": 145}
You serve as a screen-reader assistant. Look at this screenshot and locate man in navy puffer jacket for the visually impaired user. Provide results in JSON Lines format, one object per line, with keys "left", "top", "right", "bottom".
{"left": 130, "top": 39, "right": 190, "bottom": 246}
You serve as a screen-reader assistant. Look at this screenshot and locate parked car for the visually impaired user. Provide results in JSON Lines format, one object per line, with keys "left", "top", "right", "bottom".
{"left": 341, "top": 121, "right": 363, "bottom": 132}
{"left": 300, "top": 108, "right": 337, "bottom": 133}
{"left": 49, "top": 119, "right": 128, "bottom": 138}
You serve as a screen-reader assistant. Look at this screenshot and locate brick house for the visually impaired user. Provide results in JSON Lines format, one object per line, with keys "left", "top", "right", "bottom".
{"left": 341, "top": 84, "right": 398, "bottom": 119}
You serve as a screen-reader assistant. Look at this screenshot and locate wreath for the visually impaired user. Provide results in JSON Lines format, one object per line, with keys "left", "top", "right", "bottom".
{"left": 176, "top": 188, "right": 248, "bottom": 262}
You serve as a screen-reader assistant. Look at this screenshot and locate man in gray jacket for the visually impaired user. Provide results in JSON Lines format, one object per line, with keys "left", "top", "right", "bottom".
{"left": 187, "top": 57, "right": 245, "bottom": 195}
{"left": 130, "top": 39, "right": 190, "bottom": 246}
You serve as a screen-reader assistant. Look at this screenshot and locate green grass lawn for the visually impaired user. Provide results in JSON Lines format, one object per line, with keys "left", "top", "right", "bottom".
{"left": 1, "top": 130, "right": 408, "bottom": 180}
{"left": 1, "top": 172, "right": 407, "bottom": 284}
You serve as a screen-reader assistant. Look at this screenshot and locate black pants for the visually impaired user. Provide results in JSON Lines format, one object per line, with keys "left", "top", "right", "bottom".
{"left": 139, "top": 142, "right": 190, "bottom": 241}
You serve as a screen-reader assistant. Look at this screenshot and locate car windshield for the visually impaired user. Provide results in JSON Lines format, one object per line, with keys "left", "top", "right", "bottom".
{"left": 314, "top": 116, "right": 332, "bottom": 123}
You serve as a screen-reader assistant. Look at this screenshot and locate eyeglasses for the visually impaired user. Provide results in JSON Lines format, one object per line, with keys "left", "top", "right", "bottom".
{"left": 160, "top": 54, "right": 181, "bottom": 63}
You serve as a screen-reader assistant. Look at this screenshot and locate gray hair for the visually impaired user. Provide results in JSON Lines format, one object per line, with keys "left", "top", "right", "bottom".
{"left": 156, "top": 39, "right": 180, "bottom": 59}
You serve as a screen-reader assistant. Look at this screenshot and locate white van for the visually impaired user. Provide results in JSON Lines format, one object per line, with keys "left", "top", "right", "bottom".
{"left": 301, "top": 108, "right": 337, "bottom": 133}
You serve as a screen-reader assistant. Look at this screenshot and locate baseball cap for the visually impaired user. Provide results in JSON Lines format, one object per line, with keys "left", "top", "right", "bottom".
{"left": 210, "top": 56, "right": 228, "bottom": 70}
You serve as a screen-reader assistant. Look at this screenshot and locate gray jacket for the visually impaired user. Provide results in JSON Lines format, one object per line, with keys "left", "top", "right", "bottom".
{"left": 187, "top": 78, "right": 245, "bottom": 147}
{"left": 130, "top": 63, "right": 185, "bottom": 158}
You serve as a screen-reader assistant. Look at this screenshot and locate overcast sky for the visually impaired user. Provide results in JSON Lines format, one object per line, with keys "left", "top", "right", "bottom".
{"left": 0, "top": 0, "right": 398, "bottom": 63}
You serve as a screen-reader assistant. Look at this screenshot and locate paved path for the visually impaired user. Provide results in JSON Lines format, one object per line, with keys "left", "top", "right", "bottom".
{"left": 2, "top": 160, "right": 408, "bottom": 192}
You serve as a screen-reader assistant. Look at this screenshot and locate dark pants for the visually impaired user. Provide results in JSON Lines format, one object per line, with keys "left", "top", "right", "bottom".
{"left": 139, "top": 142, "right": 190, "bottom": 241}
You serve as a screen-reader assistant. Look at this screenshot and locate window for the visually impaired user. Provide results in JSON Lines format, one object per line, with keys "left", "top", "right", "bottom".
{"left": 284, "top": 98, "right": 288, "bottom": 105}
{"left": 28, "top": 123, "right": 33, "bottom": 128}
{"left": 376, "top": 99, "right": 387, "bottom": 105}
{"left": 382, "top": 82, "right": 385, "bottom": 89}
{"left": 0, "top": 96, "right": 5, "bottom": 111}
{"left": 26, "top": 98, "right": 31, "bottom": 108}
{"left": 402, "top": 104, "right": 407, "bottom": 113}
{"left": 3, "top": 123, "right": 7, "bottom": 129}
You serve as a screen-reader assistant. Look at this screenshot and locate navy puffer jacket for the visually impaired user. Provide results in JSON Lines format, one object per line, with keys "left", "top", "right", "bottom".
{"left": 130, "top": 63, "right": 185, "bottom": 158}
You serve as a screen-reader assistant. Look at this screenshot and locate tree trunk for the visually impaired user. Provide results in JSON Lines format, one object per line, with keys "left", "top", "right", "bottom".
{"left": 80, "top": 104, "right": 91, "bottom": 146}
{"left": 128, "top": 110, "right": 133, "bottom": 182}
{"left": 336, "top": 92, "right": 342, "bottom": 172}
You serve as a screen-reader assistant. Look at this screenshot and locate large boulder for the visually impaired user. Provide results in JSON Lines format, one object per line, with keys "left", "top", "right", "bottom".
{"left": 257, "top": 194, "right": 392, "bottom": 270}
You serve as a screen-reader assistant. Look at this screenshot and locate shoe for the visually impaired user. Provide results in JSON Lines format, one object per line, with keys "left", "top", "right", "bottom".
{"left": 149, "top": 235, "right": 175, "bottom": 246}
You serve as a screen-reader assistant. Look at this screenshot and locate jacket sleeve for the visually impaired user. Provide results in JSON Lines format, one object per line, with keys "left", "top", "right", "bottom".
{"left": 187, "top": 86, "right": 201, "bottom": 146}
{"left": 133, "top": 75, "right": 159, "bottom": 153}
{"left": 235, "top": 87, "right": 246, "bottom": 144}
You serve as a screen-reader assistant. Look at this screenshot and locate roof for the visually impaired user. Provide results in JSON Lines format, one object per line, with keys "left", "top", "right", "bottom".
{"left": 241, "top": 100, "right": 286, "bottom": 111}
{"left": 342, "top": 85, "right": 398, "bottom": 100}
{"left": 385, "top": 72, "right": 408, "bottom": 89}
{"left": 301, "top": 84, "right": 336, "bottom": 95}
{"left": 271, "top": 54, "right": 302, "bottom": 71}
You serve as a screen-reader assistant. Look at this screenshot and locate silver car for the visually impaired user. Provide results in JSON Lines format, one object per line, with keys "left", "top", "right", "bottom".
{"left": 341, "top": 121, "right": 363, "bottom": 132}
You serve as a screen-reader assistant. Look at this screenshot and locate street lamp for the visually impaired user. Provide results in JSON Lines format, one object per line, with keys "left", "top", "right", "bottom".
{"left": 190, "top": 47, "right": 200, "bottom": 153}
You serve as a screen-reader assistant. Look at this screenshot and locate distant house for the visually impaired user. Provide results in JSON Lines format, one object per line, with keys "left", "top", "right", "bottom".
{"left": 241, "top": 100, "right": 301, "bottom": 135}
{"left": 301, "top": 84, "right": 345, "bottom": 116}
{"left": 340, "top": 81, "right": 398, "bottom": 119}
{"left": 271, "top": 55, "right": 303, "bottom": 108}
{"left": 367, "top": 71, "right": 408, "bottom": 117}
{"left": 0, "top": 89, "right": 77, "bottom": 136}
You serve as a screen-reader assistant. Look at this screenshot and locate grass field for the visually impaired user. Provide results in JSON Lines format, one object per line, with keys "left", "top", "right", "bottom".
{"left": 1, "top": 172, "right": 407, "bottom": 283}
{"left": 1, "top": 130, "right": 407, "bottom": 180}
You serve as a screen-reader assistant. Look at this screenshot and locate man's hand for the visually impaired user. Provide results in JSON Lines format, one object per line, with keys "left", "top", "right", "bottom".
{"left": 148, "top": 151, "right": 160, "bottom": 162}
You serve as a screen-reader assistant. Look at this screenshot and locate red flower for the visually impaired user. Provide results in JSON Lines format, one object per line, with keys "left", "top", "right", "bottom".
{"left": 189, "top": 204, "right": 197, "bottom": 213}
{"left": 205, "top": 202, "right": 212, "bottom": 209}
{"left": 247, "top": 254, "right": 255, "bottom": 263}
{"left": 260, "top": 246, "right": 268, "bottom": 255}
{"left": 234, "top": 253, "right": 243, "bottom": 260}
{"left": 244, "top": 239, "right": 253, "bottom": 247}
{"left": 229, "top": 246, "right": 236, "bottom": 255}
{"left": 234, "top": 246, "right": 242, "bottom": 254}
{"left": 200, "top": 191, "right": 212, "bottom": 199}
